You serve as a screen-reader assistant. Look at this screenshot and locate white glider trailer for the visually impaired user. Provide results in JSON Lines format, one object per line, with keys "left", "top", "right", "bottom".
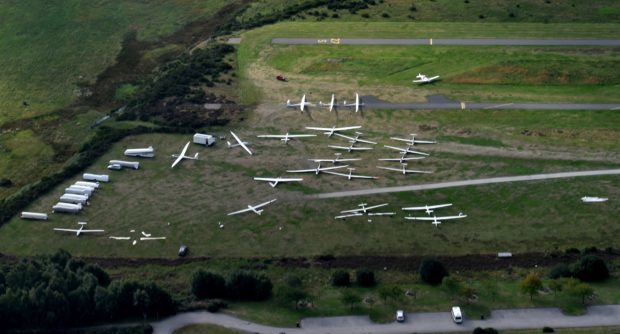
{"left": 108, "top": 160, "right": 139, "bottom": 170}
{"left": 193, "top": 133, "right": 216, "bottom": 146}
{"left": 21, "top": 212, "right": 48, "bottom": 220}
{"left": 83, "top": 173, "right": 109, "bottom": 182}
{"left": 60, "top": 194, "right": 89, "bottom": 205}
{"left": 74, "top": 181, "right": 99, "bottom": 189}
{"left": 124, "top": 146, "right": 155, "bottom": 158}
{"left": 52, "top": 203, "right": 83, "bottom": 213}
{"left": 65, "top": 186, "right": 92, "bottom": 196}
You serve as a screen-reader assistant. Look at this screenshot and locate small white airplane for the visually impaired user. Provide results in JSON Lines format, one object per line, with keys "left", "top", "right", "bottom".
{"left": 333, "top": 132, "right": 377, "bottom": 145}
{"left": 229, "top": 131, "right": 252, "bottom": 155}
{"left": 171, "top": 141, "right": 199, "bottom": 168}
{"left": 413, "top": 73, "right": 440, "bottom": 84}
{"left": 377, "top": 163, "right": 433, "bottom": 175}
{"left": 319, "top": 94, "right": 336, "bottom": 112}
{"left": 378, "top": 154, "right": 427, "bottom": 163}
{"left": 341, "top": 202, "right": 388, "bottom": 214}
{"left": 328, "top": 143, "right": 373, "bottom": 153}
{"left": 342, "top": 93, "right": 363, "bottom": 112}
{"left": 227, "top": 198, "right": 277, "bottom": 216}
{"left": 253, "top": 177, "right": 303, "bottom": 188}
{"left": 384, "top": 144, "right": 430, "bottom": 156}
{"left": 334, "top": 212, "right": 364, "bottom": 219}
{"left": 286, "top": 94, "right": 312, "bottom": 112}
{"left": 391, "top": 134, "right": 436, "bottom": 146}
{"left": 54, "top": 222, "right": 104, "bottom": 237}
{"left": 405, "top": 213, "right": 467, "bottom": 227}
{"left": 287, "top": 163, "right": 349, "bottom": 175}
{"left": 310, "top": 153, "right": 361, "bottom": 164}
{"left": 324, "top": 168, "right": 377, "bottom": 180}
{"left": 256, "top": 132, "right": 316, "bottom": 144}
{"left": 305, "top": 125, "right": 362, "bottom": 137}
{"left": 402, "top": 203, "right": 453, "bottom": 215}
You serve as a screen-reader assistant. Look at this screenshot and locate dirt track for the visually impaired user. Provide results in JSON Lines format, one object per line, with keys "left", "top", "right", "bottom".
{"left": 3, "top": 249, "right": 617, "bottom": 272}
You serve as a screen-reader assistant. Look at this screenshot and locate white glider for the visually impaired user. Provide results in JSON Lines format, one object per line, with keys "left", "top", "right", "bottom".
{"left": 305, "top": 125, "right": 362, "bottom": 137}
{"left": 227, "top": 198, "right": 277, "bottom": 216}
{"left": 342, "top": 93, "right": 363, "bottom": 113}
{"left": 377, "top": 163, "right": 433, "bottom": 175}
{"left": 319, "top": 94, "right": 336, "bottom": 112}
{"left": 391, "top": 134, "right": 436, "bottom": 146}
{"left": 286, "top": 94, "right": 312, "bottom": 112}
{"left": 384, "top": 144, "right": 430, "bottom": 156}
{"left": 405, "top": 213, "right": 467, "bottom": 227}
{"left": 333, "top": 131, "right": 377, "bottom": 145}
{"left": 310, "top": 153, "right": 362, "bottom": 164}
{"left": 402, "top": 203, "right": 453, "bottom": 215}
{"left": 324, "top": 168, "right": 377, "bottom": 180}
{"left": 254, "top": 177, "right": 303, "bottom": 188}
{"left": 328, "top": 143, "right": 373, "bottom": 153}
{"left": 54, "top": 222, "right": 104, "bottom": 237}
{"left": 287, "top": 163, "right": 349, "bottom": 175}
{"left": 256, "top": 132, "right": 316, "bottom": 144}
{"left": 171, "top": 141, "right": 199, "bottom": 168}
{"left": 229, "top": 131, "right": 253, "bottom": 155}
{"left": 413, "top": 73, "right": 440, "bottom": 84}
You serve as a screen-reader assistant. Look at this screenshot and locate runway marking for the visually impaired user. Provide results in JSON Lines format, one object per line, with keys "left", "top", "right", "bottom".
{"left": 330, "top": 38, "right": 340, "bottom": 44}
{"left": 485, "top": 103, "right": 514, "bottom": 109}
{"left": 429, "top": 38, "right": 433, "bottom": 45}
{"left": 460, "top": 102, "right": 466, "bottom": 110}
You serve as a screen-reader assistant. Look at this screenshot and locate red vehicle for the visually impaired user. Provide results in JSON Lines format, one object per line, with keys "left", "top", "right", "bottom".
{"left": 276, "top": 75, "right": 287, "bottom": 82}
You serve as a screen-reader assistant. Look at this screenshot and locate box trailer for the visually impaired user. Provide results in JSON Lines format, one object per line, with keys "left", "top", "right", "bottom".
{"left": 74, "top": 181, "right": 99, "bottom": 189}
{"left": 109, "top": 160, "right": 139, "bottom": 170}
{"left": 193, "top": 133, "right": 216, "bottom": 146}
{"left": 83, "top": 173, "right": 109, "bottom": 182}
{"left": 124, "top": 146, "right": 154, "bottom": 158}
{"left": 60, "top": 194, "right": 89, "bottom": 204}
{"left": 21, "top": 212, "right": 48, "bottom": 220}
{"left": 52, "top": 203, "right": 82, "bottom": 213}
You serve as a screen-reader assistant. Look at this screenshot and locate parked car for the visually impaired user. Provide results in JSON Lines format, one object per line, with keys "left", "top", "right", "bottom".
{"left": 276, "top": 75, "right": 287, "bottom": 82}
{"left": 178, "top": 245, "right": 189, "bottom": 257}
{"left": 396, "top": 310, "right": 405, "bottom": 322}
{"left": 451, "top": 306, "right": 463, "bottom": 324}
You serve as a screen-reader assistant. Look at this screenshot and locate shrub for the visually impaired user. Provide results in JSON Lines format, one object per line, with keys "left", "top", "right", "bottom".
{"left": 205, "top": 299, "right": 227, "bottom": 313}
{"left": 548, "top": 263, "right": 572, "bottom": 279}
{"left": 226, "top": 271, "right": 272, "bottom": 301}
{"left": 419, "top": 258, "right": 448, "bottom": 285}
{"left": 356, "top": 268, "right": 376, "bottom": 287}
{"left": 573, "top": 255, "right": 609, "bottom": 282}
{"left": 543, "top": 326, "right": 555, "bottom": 332}
{"left": 473, "top": 328, "right": 499, "bottom": 334}
{"left": 191, "top": 270, "right": 226, "bottom": 299}
{"left": 332, "top": 270, "right": 351, "bottom": 287}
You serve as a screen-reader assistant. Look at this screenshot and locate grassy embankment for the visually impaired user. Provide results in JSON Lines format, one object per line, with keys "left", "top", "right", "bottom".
{"left": 0, "top": 0, "right": 229, "bottom": 200}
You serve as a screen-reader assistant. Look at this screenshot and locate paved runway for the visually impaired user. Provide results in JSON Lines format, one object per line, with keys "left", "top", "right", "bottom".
{"left": 273, "top": 37, "right": 620, "bottom": 46}
{"left": 309, "top": 169, "right": 620, "bottom": 199}
{"left": 365, "top": 101, "right": 620, "bottom": 110}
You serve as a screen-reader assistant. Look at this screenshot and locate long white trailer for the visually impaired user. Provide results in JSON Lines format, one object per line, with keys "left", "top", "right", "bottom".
{"left": 83, "top": 173, "right": 109, "bottom": 182}
{"left": 60, "top": 194, "right": 89, "bottom": 204}
{"left": 52, "top": 203, "right": 83, "bottom": 213}
{"left": 74, "top": 181, "right": 99, "bottom": 189}
{"left": 109, "top": 160, "right": 140, "bottom": 170}
{"left": 65, "top": 186, "right": 92, "bottom": 196}
{"left": 124, "top": 146, "right": 155, "bottom": 158}
{"left": 21, "top": 212, "right": 48, "bottom": 220}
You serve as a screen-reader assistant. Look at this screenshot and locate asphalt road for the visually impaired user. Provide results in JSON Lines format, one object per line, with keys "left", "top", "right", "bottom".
{"left": 309, "top": 169, "right": 620, "bottom": 199}
{"left": 273, "top": 38, "right": 620, "bottom": 46}
{"left": 151, "top": 305, "right": 620, "bottom": 334}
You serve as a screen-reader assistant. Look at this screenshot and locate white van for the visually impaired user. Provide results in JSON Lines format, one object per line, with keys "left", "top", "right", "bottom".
{"left": 451, "top": 306, "right": 463, "bottom": 324}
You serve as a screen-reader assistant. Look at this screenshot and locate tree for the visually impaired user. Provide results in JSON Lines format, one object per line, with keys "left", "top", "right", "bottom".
{"left": 419, "top": 258, "right": 448, "bottom": 285}
{"left": 331, "top": 270, "right": 351, "bottom": 287}
{"left": 573, "top": 255, "right": 609, "bottom": 282}
{"left": 133, "top": 288, "right": 150, "bottom": 320}
{"left": 565, "top": 280, "right": 595, "bottom": 305}
{"left": 191, "top": 270, "right": 226, "bottom": 299}
{"left": 340, "top": 289, "right": 361, "bottom": 309}
{"left": 458, "top": 285, "right": 477, "bottom": 304}
{"left": 226, "top": 271, "right": 272, "bottom": 301}
{"left": 356, "top": 268, "right": 376, "bottom": 287}
{"left": 519, "top": 272, "right": 543, "bottom": 300}
{"left": 548, "top": 279, "right": 564, "bottom": 295}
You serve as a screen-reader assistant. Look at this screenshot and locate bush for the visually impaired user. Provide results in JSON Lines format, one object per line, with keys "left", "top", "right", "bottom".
{"left": 472, "top": 328, "right": 498, "bottom": 334}
{"left": 332, "top": 270, "right": 351, "bottom": 287}
{"left": 226, "top": 271, "right": 272, "bottom": 301}
{"left": 205, "top": 299, "right": 227, "bottom": 313}
{"left": 543, "top": 326, "right": 555, "bottom": 332}
{"left": 549, "top": 263, "right": 572, "bottom": 279}
{"left": 419, "top": 258, "right": 448, "bottom": 285}
{"left": 191, "top": 270, "right": 226, "bottom": 299}
{"left": 573, "top": 255, "right": 609, "bottom": 282}
{"left": 356, "top": 268, "right": 376, "bottom": 287}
